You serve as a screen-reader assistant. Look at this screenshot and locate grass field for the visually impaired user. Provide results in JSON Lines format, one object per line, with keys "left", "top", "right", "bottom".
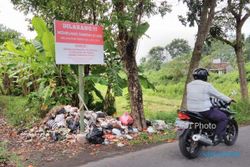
{"left": 115, "top": 94, "right": 179, "bottom": 123}
{"left": 1, "top": 82, "right": 250, "bottom": 128}
{"left": 95, "top": 84, "right": 180, "bottom": 123}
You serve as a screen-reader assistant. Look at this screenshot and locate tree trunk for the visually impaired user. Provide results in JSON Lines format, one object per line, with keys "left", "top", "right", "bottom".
{"left": 123, "top": 42, "right": 146, "bottom": 130}
{"left": 181, "top": 40, "right": 203, "bottom": 109}
{"left": 181, "top": 0, "right": 217, "bottom": 110}
{"left": 235, "top": 25, "right": 248, "bottom": 99}
{"left": 113, "top": 1, "right": 147, "bottom": 131}
{"left": 3, "top": 73, "right": 11, "bottom": 95}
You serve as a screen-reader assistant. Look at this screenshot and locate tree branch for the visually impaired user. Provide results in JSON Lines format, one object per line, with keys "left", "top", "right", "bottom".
{"left": 237, "top": 4, "right": 250, "bottom": 29}
{"left": 132, "top": 0, "right": 144, "bottom": 35}
{"left": 214, "top": 36, "right": 234, "bottom": 47}
{"left": 205, "top": 0, "right": 216, "bottom": 29}
{"left": 228, "top": 0, "right": 239, "bottom": 19}
{"left": 241, "top": 10, "right": 250, "bottom": 26}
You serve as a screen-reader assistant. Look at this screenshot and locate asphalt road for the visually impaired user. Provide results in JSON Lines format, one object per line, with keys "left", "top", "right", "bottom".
{"left": 79, "top": 125, "right": 250, "bottom": 167}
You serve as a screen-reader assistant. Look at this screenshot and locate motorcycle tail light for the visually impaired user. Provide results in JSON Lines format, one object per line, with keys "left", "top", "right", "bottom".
{"left": 178, "top": 112, "right": 190, "bottom": 120}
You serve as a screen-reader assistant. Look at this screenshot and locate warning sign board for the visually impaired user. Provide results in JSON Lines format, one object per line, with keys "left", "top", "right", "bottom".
{"left": 54, "top": 20, "right": 104, "bottom": 64}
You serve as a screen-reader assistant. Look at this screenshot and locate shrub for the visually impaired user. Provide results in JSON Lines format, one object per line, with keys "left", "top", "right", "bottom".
{"left": 232, "top": 100, "right": 250, "bottom": 125}
{"left": 0, "top": 96, "right": 40, "bottom": 127}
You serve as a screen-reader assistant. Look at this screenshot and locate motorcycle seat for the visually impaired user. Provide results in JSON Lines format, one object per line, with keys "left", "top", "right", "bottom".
{"left": 186, "top": 111, "right": 211, "bottom": 122}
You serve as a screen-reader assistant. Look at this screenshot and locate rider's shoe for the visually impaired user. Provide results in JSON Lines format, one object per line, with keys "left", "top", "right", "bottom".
{"left": 213, "top": 135, "right": 223, "bottom": 146}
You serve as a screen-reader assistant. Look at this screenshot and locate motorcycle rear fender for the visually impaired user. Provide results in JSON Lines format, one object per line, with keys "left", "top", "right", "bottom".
{"left": 177, "top": 129, "right": 187, "bottom": 137}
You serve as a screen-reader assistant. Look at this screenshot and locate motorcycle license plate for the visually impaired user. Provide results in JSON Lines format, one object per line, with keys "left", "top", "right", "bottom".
{"left": 175, "top": 118, "right": 192, "bottom": 129}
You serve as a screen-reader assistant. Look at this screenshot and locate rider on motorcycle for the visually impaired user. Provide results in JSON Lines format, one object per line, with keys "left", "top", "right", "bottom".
{"left": 187, "top": 68, "right": 233, "bottom": 144}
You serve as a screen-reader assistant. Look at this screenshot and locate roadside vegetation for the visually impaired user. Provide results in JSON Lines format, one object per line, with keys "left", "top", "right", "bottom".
{"left": 1, "top": 22, "right": 250, "bottom": 128}
{"left": 0, "top": 142, "right": 23, "bottom": 167}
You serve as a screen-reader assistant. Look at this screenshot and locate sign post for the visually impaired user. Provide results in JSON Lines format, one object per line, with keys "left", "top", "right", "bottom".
{"left": 54, "top": 20, "right": 104, "bottom": 132}
{"left": 78, "top": 65, "right": 85, "bottom": 132}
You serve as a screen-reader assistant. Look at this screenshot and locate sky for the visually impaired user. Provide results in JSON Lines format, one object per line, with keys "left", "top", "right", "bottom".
{"left": 0, "top": 0, "right": 250, "bottom": 61}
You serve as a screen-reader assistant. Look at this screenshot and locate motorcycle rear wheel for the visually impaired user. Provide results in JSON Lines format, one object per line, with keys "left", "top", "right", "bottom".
{"left": 179, "top": 129, "right": 202, "bottom": 159}
{"left": 224, "top": 119, "right": 238, "bottom": 146}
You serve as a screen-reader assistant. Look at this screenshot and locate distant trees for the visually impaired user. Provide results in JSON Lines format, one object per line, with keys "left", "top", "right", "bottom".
{"left": 140, "top": 46, "right": 166, "bottom": 71}
{"left": 165, "top": 38, "right": 191, "bottom": 58}
{"left": 140, "top": 38, "right": 191, "bottom": 71}
{"left": 0, "top": 24, "right": 20, "bottom": 44}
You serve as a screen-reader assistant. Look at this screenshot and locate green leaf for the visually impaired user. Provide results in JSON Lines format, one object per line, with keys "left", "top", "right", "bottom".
{"left": 139, "top": 74, "right": 156, "bottom": 90}
{"left": 113, "top": 84, "right": 123, "bottom": 96}
{"left": 42, "top": 31, "right": 55, "bottom": 58}
{"left": 93, "top": 87, "right": 104, "bottom": 101}
{"left": 32, "top": 40, "right": 44, "bottom": 53}
{"left": 136, "top": 22, "right": 150, "bottom": 37}
{"left": 85, "top": 75, "right": 108, "bottom": 85}
{"left": 32, "top": 17, "right": 49, "bottom": 40}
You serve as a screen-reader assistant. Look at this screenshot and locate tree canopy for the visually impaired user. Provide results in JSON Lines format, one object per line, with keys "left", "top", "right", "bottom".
{"left": 165, "top": 38, "right": 191, "bottom": 58}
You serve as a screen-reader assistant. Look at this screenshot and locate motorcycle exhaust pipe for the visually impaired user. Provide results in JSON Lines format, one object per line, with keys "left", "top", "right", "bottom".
{"left": 192, "top": 134, "right": 213, "bottom": 146}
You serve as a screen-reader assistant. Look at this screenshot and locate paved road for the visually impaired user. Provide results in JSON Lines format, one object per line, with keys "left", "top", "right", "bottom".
{"left": 79, "top": 126, "right": 250, "bottom": 167}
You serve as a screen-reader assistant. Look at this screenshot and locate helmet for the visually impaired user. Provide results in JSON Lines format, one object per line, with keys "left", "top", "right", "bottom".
{"left": 192, "top": 68, "right": 209, "bottom": 81}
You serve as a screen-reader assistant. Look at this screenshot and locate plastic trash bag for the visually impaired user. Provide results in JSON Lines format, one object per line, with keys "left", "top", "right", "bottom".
{"left": 86, "top": 127, "right": 104, "bottom": 144}
{"left": 119, "top": 112, "right": 133, "bottom": 126}
{"left": 66, "top": 118, "right": 80, "bottom": 133}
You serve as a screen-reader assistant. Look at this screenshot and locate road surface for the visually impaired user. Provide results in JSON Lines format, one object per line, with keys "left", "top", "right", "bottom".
{"left": 79, "top": 125, "right": 250, "bottom": 167}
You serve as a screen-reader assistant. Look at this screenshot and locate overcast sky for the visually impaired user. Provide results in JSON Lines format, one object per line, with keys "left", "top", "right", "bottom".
{"left": 1, "top": 0, "right": 250, "bottom": 62}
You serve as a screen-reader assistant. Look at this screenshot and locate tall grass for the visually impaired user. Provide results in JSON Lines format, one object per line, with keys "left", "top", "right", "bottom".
{"left": 232, "top": 100, "right": 250, "bottom": 125}
{"left": 0, "top": 96, "right": 40, "bottom": 127}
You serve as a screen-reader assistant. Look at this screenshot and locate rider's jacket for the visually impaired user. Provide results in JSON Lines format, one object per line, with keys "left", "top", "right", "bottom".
{"left": 187, "top": 80, "right": 231, "bottom": 112}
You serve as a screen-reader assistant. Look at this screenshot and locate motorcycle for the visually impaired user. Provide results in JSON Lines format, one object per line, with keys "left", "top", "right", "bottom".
{"left": 175, "top": 98, "right": 238, "bottom": 159}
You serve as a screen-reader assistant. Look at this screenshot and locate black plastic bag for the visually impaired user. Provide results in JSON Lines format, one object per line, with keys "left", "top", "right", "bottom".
{"left": 66, "top": 118, "right": 80, "bottom": 133}
{"left": 86, "top": 127, "right": 104, "bottom": 144}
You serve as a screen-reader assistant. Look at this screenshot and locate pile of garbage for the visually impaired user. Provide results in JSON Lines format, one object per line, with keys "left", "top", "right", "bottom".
{"left": 19, "top": 105, "right": 80, "bottom": 142}
{"left": 84, "top": 111, "right": 138, "bottom": 145}
{"left": 83, "top": 111, "right": 172, "bottom": 146}
{"left": 19, "top": 105, "right": 172, "bottom": 146}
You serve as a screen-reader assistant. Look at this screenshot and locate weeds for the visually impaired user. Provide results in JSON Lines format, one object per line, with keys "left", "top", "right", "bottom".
{"left": 232, "top": 100, "right": 250, "bottom": 125}
{"left": 0, "top": 142, "right": 23, "bottom": 167}
{"left": 0, "top": 96, "right": 40, "bottom": 128}
{"left": 129, "top": 130, "right": 176, "bottom": 145}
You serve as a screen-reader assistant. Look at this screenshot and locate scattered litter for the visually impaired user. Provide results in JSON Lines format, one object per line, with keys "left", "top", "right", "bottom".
{"left": 125, "top": 135, "right": 133, "bottom": 140}
{"left": 147, "top": 126, "right": 156, "bottom": 133}
{"left": 19, "top": 106, "right": 173, "bottom": 147}
{"left": 152, "top": 120, "right": 168, "bottom": 131}
{"left": 54, "top": 114, "right": 66, "bottom": 127}
{"left": 112, "top": 128, "right": 122, "bottom": 136}
{"left": 117, "top": 143, "right": 125, "bottom": 147}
